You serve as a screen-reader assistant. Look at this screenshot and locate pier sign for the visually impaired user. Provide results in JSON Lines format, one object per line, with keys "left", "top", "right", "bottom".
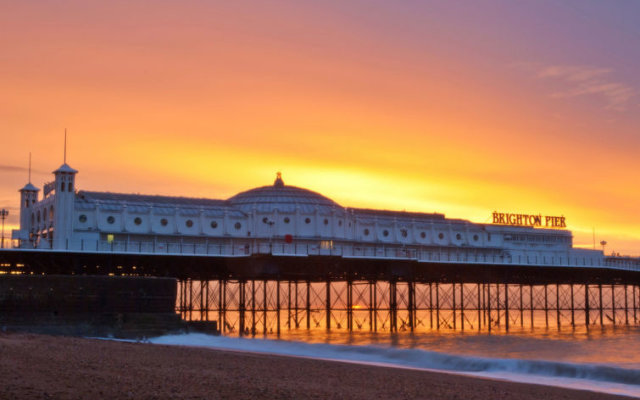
{"left": 492, "top": 212, "right": 566, "bottom": 229}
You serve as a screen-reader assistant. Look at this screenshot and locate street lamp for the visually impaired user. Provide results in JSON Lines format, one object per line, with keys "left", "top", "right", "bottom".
{"left": 0, "top": 209, "right": 8, "bottom": 249}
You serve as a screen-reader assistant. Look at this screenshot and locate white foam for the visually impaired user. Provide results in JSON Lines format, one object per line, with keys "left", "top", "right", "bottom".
{"left": 148, "top": 333, "right": 640, "bottom": 398}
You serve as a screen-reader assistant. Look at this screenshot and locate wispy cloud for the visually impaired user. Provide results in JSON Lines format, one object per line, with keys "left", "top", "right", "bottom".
{"left": 513, "top": 63, "right": 636, "bottom": 111}
{"left": 537, "top": 64, "right": 636, "bottom": 111}
{"left": 0, "top": 165, "right": 46, "bottom": 174}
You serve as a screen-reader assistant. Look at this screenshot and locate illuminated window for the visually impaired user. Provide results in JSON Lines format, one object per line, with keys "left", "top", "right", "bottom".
{"left": 79, "top": 215, "right": 87, "bottom": 223}
{"left": 210, "top": 221, "right": 218, "bottom": 229}
{"left": 107, "top": 234, "right": 114, "bottom": 243}
{"left": 320, "top": 240, "right": 334, "bottom": 249}
{"left": 186, "top": 219, "right": 193, "bottom": 228}
{"left": 107, "top": 216, "right": 115, "bottom": 224}
{"left": 134, "top": 217, "right": 142, "bottom": 225}
{"left": 160, "top": 218, "right": 168, "bottom": 226}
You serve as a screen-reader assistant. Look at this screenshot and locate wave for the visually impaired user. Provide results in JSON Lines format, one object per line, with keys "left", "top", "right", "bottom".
{"left": 149, "top": 334, "right": 640, "bottom": 397}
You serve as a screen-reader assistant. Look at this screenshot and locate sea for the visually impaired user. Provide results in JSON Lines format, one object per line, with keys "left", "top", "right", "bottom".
{"left": 145, "top": 325, "right": 640, "bottom": 398}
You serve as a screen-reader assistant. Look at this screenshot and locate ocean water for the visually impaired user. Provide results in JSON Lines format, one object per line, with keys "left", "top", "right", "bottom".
{"left": 148, "top": 326, "right": 640, "bottom": 398}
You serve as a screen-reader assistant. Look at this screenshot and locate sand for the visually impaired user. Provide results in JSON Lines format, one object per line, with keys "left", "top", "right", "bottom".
{"left": 0, "top": 332, "right": 632, "bottom": 400}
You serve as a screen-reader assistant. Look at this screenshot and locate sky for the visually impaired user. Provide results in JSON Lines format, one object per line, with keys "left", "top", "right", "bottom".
{"left": 1, "top": 1, "right": 639, "bottom": 255}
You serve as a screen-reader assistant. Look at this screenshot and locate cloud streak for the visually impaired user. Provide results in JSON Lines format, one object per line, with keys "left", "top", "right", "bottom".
{"left": 0, "top": 165, "right": 46, "bottom": 174}
{"left": 537, "top": 65, "right": 636, "bottom": 111}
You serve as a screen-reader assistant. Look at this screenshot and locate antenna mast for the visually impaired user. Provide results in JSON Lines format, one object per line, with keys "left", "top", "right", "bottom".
{"left": 28, "top": 152, "right": 32, "bottom": 183}
{"left": 64, "top": 128, "right": 67, "bottom": 164}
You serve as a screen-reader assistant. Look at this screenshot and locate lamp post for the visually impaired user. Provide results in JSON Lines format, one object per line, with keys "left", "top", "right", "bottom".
{"left": 0, "top": 209, "right": 8, "bottom": 249}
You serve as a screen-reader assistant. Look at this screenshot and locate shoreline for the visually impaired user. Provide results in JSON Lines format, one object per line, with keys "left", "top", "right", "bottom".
{"left": 1, "top": 332, "right": 635, "bottom": 399}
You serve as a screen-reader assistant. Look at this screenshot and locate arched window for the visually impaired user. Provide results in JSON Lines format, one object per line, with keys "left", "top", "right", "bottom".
{"left": 134, "top": 217, "right": 142, "bottom": 225}
{"left": 234, "top": 222, "right": 242, "bottom": 230}
{"left": 210, "top": 221, "right": 218, "bottom": 229}
{"left": 185, "top": 219, "right": 194, "bottom": 228}
{"left": 68, "top": 182, "right": 73, "bottom": 192}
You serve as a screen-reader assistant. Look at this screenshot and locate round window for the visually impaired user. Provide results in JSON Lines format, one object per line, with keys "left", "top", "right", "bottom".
{"left": 304, "top": 217, "right": 311, "bottom": 224}
{"left": 364, "top": 228, "right": 370, "bottom": 236}
{"left": 323, "top": 218, "right": 329, "bottom": 225}
{"left": 210, "top": 221, "right": 218, "bottom": 229}
{"left": 401, "top": 229, "right": 408, "bottom": 238}
{"left": 456, "top": 233, "right": 462, "bottom": 240}
{"left": 473, "top": 234, "right": 479, "bottom": 241}
{"left": 234, "top": 222, "right": 242, "bottom": 230}
{"left": 383, "top": 229, "right": 389, "bottom": 237}
{"left": 420, "top": 232, "right": 426, "bottom": 239}
{"left": 107, "top": 216, "right": 115, "bottom": 224}
{"left": 160, "top": 218, "right": 168, "bottom": 226}
{"left": 134, "top": 217, "right": 142, "bottom": 225}
{"left": 438, "top": 233, "right": 444, "bottom": 240}
{"left": 186, "top": 219, "right": 194, "bottom": 228}
{"left": 284, "top": 217, "right": 290, "bottom": 224}
{"left": 78, "top": 214, "right": 87, "bottom": 223}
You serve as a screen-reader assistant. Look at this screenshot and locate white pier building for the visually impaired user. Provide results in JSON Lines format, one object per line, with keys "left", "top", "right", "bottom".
{"left": 12, "top": 162, "right": 629, "bottom": 270}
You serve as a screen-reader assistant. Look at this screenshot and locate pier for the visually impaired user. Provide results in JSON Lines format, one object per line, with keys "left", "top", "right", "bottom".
{"left": 1, "top": 244, "right": 639, "bottom": 334}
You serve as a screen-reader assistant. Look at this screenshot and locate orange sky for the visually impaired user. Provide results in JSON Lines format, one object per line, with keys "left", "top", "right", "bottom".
{"left": 1, "top": 1, "right": 639, "bottom": 255}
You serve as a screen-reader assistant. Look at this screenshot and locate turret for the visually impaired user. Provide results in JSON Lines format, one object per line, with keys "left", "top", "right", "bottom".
{"left": 16, "top": 182, "right": 39, "bottom": 246}
{"left": 52, "top": 163, "right": 78, "bottom": 249}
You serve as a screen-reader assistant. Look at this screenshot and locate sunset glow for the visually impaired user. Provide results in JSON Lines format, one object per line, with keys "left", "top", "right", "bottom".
{"left": 1, "top": 1, "right": 639, "bottom": 254}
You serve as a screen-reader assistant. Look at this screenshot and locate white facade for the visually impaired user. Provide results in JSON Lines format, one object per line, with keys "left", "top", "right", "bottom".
{"left": 12, "top": 165, "right": 607, "bottom": 268}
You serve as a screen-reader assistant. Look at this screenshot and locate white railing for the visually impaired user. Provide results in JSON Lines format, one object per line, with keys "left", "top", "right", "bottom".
{"left": 9, "top": 238, "right": 639, "bottom": 272}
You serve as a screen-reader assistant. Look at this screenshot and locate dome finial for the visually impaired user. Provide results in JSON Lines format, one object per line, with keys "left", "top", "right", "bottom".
{"left": 274, "top": 172, "right": 284, "bottom": 187}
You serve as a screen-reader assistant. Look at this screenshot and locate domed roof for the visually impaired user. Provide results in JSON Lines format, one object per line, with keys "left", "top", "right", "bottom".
{"left": 228, "top": 173, "right": 341, "bottom": 214}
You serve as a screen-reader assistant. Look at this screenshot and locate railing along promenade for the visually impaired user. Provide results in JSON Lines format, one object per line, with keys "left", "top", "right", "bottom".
{"left": 4, "top": 238, "right": 639, "bottom": 273}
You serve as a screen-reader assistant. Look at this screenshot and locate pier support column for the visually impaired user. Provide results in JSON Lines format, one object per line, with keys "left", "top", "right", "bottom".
{"left": 251, "top": 281, "right": 256, "bottom": 334}
{"left": 436, "top": 282, "right": 440, "bottom": 330}
{"left": 239, "top": 281, "right": 246, "bottom": 336}
{"left": 556, "top": 284, "right": 560, "bottom": 330}
{"left": 599, "top": 284, "right": 604, "bottom": 327}
{"left": 585, "top": 285, "right": 590, "bottom": 328}
{"left": 624, "top": 285, "right": 629, "bottom": 326}
{"left": 486, "top": 284, "right": 491, "bottom": 332}
{"left": 306, "top": 280, "right": 311, "bottom": 330}
{"left": 570, "top": 284, "right": 575, "bottom": 328}
{"left": 263, "top": 280, "right": 268, "bottom": 334}
{"left": 347, "top": 280, "right": 353, "bottom": 331}
{"left": 477, "top": 283, "right": 482, "bottom": 331}
{"left": 504, "top": 283, "right": 509, "bottom": 332}
{"left": 612, "top": 285, "right": 616, "bottom": 326}
{"left": 389, "top": 281, "right": 397, "bottom": 332}
{"left": 544, "top": 284, "right": 549, "bottom": 328}
{"left": 452, "top": 283, "right": 457, "bottom": 330}
{"left": 326, "top": 280, "right": 331, "bottom": 330}
{"left": 276, "top": 281, "right": 281, "bottom": 335}
{"left": 408, "top": 281, "right": 415, "bottom": 332}
{"left": 519, "top": 284, "right": 524, "bottom": 328}
{"left": 529, "top": 285, "right": 534, "bottom": 329}
{"left": 459, "top": 283, "right": 464, "bottom": 331}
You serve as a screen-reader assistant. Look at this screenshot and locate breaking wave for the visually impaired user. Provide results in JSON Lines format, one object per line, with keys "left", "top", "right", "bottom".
{"left": 149, "top": 333, "right": 640, "bottom": 397}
